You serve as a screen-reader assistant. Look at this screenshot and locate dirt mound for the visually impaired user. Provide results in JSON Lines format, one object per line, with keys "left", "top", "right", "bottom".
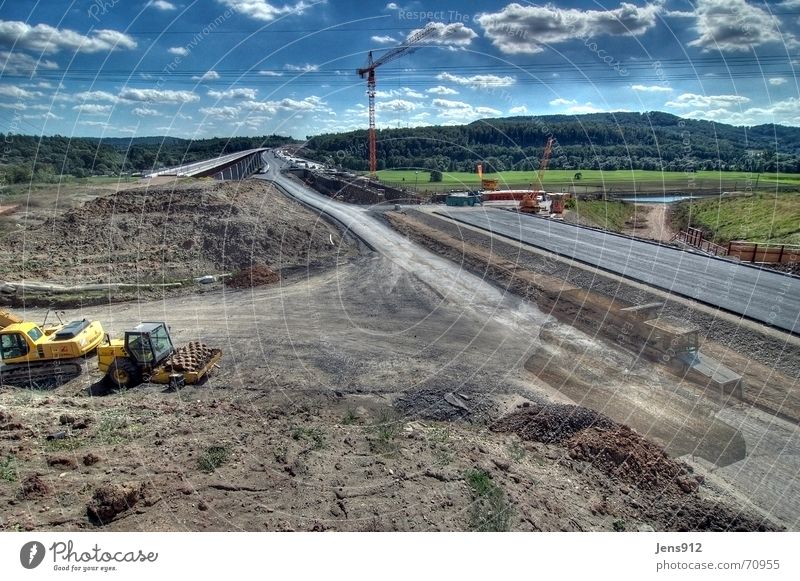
{"left": 19, "top": 474, "right": 50, "bottom": 499}
{"left": 568, "top": 426, "right": 702, "bottom": 493}
{"left": 1, "top": 180, "right": 352, "bottom": 285}
{"left": 226, "top": 264, "right": 281, "bottom": 288}
{"left": 491, "top": 403, "right": 614, "bottom": 443}
{"left": 87, "top": 482, "right": 144, "bottom": 525}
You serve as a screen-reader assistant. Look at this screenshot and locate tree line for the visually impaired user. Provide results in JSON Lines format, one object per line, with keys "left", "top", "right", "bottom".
{"left": 303, "top": 111, "right": 800, "bottom": 174}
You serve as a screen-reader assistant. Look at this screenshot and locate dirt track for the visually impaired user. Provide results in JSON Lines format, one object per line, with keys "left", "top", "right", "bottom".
{"left": 0, "top": 178, "right": 793, "bottom": 532}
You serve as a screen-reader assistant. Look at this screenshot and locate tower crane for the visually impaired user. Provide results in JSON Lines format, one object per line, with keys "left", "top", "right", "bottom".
{"left": 357, "top": 24, "right": 438, "bottom": 175}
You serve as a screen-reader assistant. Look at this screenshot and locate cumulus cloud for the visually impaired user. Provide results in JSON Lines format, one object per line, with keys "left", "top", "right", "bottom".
{"left": 199, "top": 105, "right": 240, "bottom": 119}
{"left": 0, "top": 50, "right": 58, "bottom": 74}
{"left": 407, "top": 22, "right": 477, "bottom": 47}
{"left": 208, "top": 87, "right": 258, "bottom": 100}
{"left": 477, "top": 2, "right": 660, "bottom": 54}
{"left": 74, "top": 90, "right": 119, "bottom": 102}
{"left": 371, "top": 35, "right": 396, "bottom": 44}
{"left": 426, "top": 85, "right": 459, "bottom": 95}
{"left": 380, "top": 99, "right": 416, "bottom": 112}
{"left": 241, "top": 95, "right": 327, "bottom": 114}
{"left": 147, "top": 0, "right": 177, "bottom": 10}
{"left": 665, "top": 92, "right": 750, "bottom": 108}
{"left": 119, "top": 88, "right": 199, "bottom": 103}
{"left": 550, "top": 98, "right": 577, "bottom": 106}
{"left": 681, "top": 97, "right": 800, "bottom": 126}
{"left": 688, "top": 0, "right": 790, "bottom": 52}
{"left": 0, "top": 20, "right": 137, "bottom": 54}
{"left": 218, "top": 1, "right": 313, "bottom": 21}
{"left": 436, "top": 72, "right": 515, "bottom": 89}
{"left": 132, "top": 107, "right": 160, "bottom": 117}
{"left": 168, "top": 46, "right": 189, "bottom": 56}
{"left": 72, "top": 103, "right": 111, "bottom": 115}
{"left": 631, "top": 84, "right": 673, "bottom": 92}
{"left": 768, "top": 77, "right": 787, "bottom": 86}
{"left": 431, "top": 98, "right": 502, "bottom": 121}
{"left": 509, "top": 105, "right": 528, "bottom": 114}
{"left": 193, "top": 70, "right": 220, "bottom": 81}
{"left": 258, "top": 70, "right": 284, "bottom": 76}
{"left": 0, "top": 85, "right": 41, "bottom": 99}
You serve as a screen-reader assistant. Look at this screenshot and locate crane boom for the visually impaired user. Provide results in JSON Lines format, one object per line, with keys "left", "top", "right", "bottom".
{"left": 356, "top": 23, "right": 439, "bottom": 175}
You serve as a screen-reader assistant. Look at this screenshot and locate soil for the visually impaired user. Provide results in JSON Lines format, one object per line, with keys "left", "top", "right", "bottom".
{"left": 226, "top": 265, "right": 281, "bottom": 289}
{"left": 623, "top": 204, "right": 675, "bottom": 242}
{"left": 0, "top": 180, "right": 793, "bottom": 532}
{"left": 491, "top": 403, "right": 614, "bottom": 444}
{"left": 0, "top": 179, "right": 355, "bottom": 291}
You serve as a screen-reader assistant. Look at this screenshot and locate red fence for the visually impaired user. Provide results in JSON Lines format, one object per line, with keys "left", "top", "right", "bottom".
{"left": 678, "top": 227, "right": 800, "bottom": 264}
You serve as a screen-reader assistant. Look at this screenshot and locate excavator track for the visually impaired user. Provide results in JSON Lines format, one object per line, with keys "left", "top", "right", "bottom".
{"left": 163, "top": 341, "right": 215, "bottom": 373}
{"left": 0, "top": 360, "right": 83, "bottom": 389}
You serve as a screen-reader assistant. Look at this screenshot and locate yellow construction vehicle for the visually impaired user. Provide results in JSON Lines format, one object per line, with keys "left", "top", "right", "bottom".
{"left": 98, "top": 322, "right": 221, "bottom": 389}
{"left": 0, "top": 314, "right": 105, "bottom": 387}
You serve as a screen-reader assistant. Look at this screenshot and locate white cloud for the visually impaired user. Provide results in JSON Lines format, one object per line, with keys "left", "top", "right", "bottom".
{"left": 132, "top": 107, "right": 160, "bottom": 117}
{"left": 168, "top": 46, "right": 189, "bottom": 56}
{"left": 437, "top": 72, "right": 515, "bottom": 89}
{"left": 426, "top": 85, "right": 459, "bottom": 95}
{"left": 408, "top": 22, "right": 477, "bottom": 47}
{"left": 199, "top": 105, "right": 240, "bottom": 119}
{"left": 680, "top": 98, "right": 800, "bottom": 126}
{"left": 241, "top": 95, "right": 327, "bottom": 114}
{"left": 665, "top": 92, "right": 750, "bottom": 108}
{"left": 549, "top": 98, "right": 577, "bottom": 106}
{"left": 258, "top": 70, "right": 284, "bottom": 76}
{"left": 688, "top": 0, "right": 790, "bottom": 52}
{"left": 218, "top": 1, "right": 313, "bottom": 21}
{"left": 385, "top": 2, "right": 398, "bottom": 9}
{"left": 0, "top": 50, "right": 58, "bottom": 74}
{"left": 0, "top": 85, "right": 41, "bottom": 99}
{"left": 477, "top": 2, "right": 660, "bottom": 54}
{"left": 208, "top": 87, "right": 258, "bottom": 100}
{"left": 147, "top": 0, "right": 177, "bottom": 10}
{"left": 24, "top": 111, "right": 61, "bottom": 120}
{"left": 371, "top": 35, "right": 395, "bottom": 44}
{"left": 563, "top": 103, "right": 604, "bottom": 114}
{"left": 768, "top": 77, "right": 787, "bottom": 86}
{"left": 376, "top": 87, "right": 425, "bottom": 99}
{"left": 0, "top": 20, "right": 137, "bottom": 54}
{"left": 119, "top": 88, "right": 199, "bottom": 103}
{"left": 73, "top": 103, "right": 111, "bottom": 115}
{"left": 380, "top": 99, "right": 416, "bottom": 112}
{"left": 509, "top": 105, "right": 528, "bottom": 114}
{"left": 431, "top": 98, "right": 501, "bottom": 121}
{"left": 631, "top": 84, "right": 673, "bottom": 92}
{"left": 74, "top": 90, "right": 118, "bottom": 103}
{"left": 285, "top": 63, "right": 318, "bottom": 72}
{"left": 193, "top": 70, "right": 220, "bottom": 81}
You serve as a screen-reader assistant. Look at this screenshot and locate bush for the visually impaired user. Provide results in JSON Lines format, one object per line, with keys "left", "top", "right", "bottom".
{"left": 429, "top": 169, "right": 442, "bottom": 182}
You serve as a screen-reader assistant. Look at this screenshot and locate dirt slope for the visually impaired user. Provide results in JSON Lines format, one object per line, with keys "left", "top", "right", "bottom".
{"left": 0, "top": 179, "right": 355, "bottom": 285}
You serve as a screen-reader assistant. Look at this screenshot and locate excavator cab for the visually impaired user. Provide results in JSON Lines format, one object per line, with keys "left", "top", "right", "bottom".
{"left": 123, "top": 323, "right": 175, "bottom": 370}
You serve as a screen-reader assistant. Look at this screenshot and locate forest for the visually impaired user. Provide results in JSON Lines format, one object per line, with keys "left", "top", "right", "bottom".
{"left": 0, "top": 134, "right": 293, "bottom": 183}
{"left": 303, "top": 112, "right": 800, "bottom": 174}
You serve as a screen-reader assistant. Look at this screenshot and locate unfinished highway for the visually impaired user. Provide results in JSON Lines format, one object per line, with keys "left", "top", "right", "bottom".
{"left": 437, "top": 208, "right": 800, "bottom": 335}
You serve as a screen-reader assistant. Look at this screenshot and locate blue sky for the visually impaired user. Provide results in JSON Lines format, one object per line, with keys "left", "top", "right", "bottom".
{"left": 1, "top": 0, "right": 798, "bottom": 139}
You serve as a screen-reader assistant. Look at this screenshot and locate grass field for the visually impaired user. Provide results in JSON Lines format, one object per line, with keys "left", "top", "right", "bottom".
{"left": 373, "top": 169, "right": 800, "bottom": 194}
{"left": 670, "top": 193, "right": 800, "bottom": 245}
{"left": 570, "top": 200, "right": 636, "bottom": 231}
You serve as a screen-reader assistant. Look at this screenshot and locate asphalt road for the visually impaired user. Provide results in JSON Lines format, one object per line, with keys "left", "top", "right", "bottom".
{"left": 438, "top": 207, "right": 800, "bottom": 334}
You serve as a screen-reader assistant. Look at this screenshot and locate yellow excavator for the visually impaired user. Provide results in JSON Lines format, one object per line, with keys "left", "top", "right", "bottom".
{"left": 98, "top": 322, "right": 222, "bottom": 389}
{"left": 0, "top": 310, "right": 105, "bottom": 387}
